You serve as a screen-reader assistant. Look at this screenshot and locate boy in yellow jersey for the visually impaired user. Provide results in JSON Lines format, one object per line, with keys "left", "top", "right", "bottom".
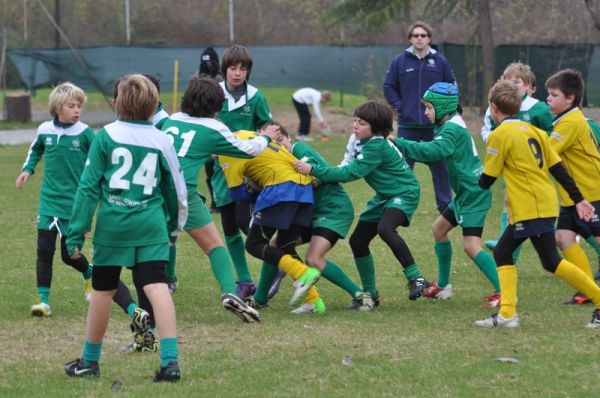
{"left": 473, "top": 80, "right": 600, "bottom": 329}
{"left": 545, "top": 69, "right": 600, "bottom": 304}
{"left": 219, "top": 129, "right": 321, "bottom": 307}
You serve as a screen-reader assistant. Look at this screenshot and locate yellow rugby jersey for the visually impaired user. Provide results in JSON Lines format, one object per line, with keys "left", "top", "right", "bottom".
{"left": 219, "top": 131, "right": 313, "bottom": 189}
{"left": 484, "top": 119, "right": 561, "bottom": 223}
{"left": 550, "top": 107, "right": 600, "bottom": 206}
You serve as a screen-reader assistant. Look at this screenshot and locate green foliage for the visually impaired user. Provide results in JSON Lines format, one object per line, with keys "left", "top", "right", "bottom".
{"left": 325, "top": 0, "right": 412, "bottom": 32}
{"left": 1, "top": 137, "right": 600, "bottom": 396}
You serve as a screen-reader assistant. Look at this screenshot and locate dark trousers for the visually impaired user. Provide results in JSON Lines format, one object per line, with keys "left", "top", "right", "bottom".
{"left": 293, "top": 99, "right": 311, "bottom": 136}
{"left": 398, "top": 127, "right": 452, "bottom": 213}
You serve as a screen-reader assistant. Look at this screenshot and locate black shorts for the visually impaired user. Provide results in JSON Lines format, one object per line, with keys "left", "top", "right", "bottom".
{"left": 557, "top": 202, "right": 600, "bottom": 236}
{"left": 252, "top": 202, "right": 312, "bottom": 230}
{"left": 300, "top": 226, "right": 342, "bottom": 247}
{"left": 92, "top": 261, "right": 167, "bottom": 291}
{"left": 512, "top": 217, "right": 556, "bottom": 239}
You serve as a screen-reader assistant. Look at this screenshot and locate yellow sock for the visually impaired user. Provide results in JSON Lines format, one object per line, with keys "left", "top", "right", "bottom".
{"left": 498, "top": 265, "right": 517, "bottom": 319}
{"left": 555, "top": 260, "right": 600, "bottom": 307}
{"left": 562, "top": 243, "right": 593, "bottom": 279}
{"left": 304, "top": 286, "right": 320, "bottom": 304}
{"left": 278, "top": 254, "right": 307, "bottom": 280}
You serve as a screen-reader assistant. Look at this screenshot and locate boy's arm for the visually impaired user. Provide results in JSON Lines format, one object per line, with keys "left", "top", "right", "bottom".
{"left": 308, "top": 142, "right": 381, "bottom": 183}
{"left": 393, "top": 134, "right": 454, "bottom": 163}
{"left": 253, "top": 93, "right": 272, "bottom": 129}
{"left": 549, "top": 121, "right": 576, "bottom": 154}
{"left": 66, "top": 134, "right": 106, "bottom": 255}
{"left": 21, "top": 133, "right": 45, "bottom": 175}
{"left": 340, "top": 134, "right": 358, "bottom": 166}
{"left": 479, "top": 131, "right": 506, "bottom": 189}
{"left": 159, "top": 139, "right": 188, "bottom": 236}
{"left": 383, "top": 59, "right": 402, "bottom": 111}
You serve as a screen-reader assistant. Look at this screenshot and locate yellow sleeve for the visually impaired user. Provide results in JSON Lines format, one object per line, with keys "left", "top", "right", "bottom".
{"left": 482, "top": 129, "right": 506, "bottom": 177}
{"left": 549, "top": 119, "right": 576, "bottom": 155}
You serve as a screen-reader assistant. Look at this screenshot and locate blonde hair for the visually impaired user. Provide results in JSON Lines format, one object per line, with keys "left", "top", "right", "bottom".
{"left": 501, "top": 62, "right": 535, "bottom": 87}
{"left": 115, "top": 74, "right": 158, "bottom": 121}
{"left": 48, "top": 82, "right": 87, "bottom": 118}
{"left": 488, "top": 80, "right": 521, "bottom": 116}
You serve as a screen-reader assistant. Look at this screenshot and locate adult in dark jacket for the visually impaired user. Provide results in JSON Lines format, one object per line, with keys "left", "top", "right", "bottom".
{"left": 383, "top": 21, "right": 455, "bottom": 213}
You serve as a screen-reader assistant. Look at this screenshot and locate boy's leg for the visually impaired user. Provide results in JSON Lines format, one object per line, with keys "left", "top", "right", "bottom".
{"left": 31, "top": 229, "right": 57, "bottom": 316}
{"left": 349, "top": 221, "right": 379, "bottom": 297}
{"left": 221, "top": 203, "right": 253, "bottom": 293}
{"left": 431, "top": 210, "right": 456, "bottom": 289}
{"left": 60, "top": 236, "right": 94, "bottom": 301}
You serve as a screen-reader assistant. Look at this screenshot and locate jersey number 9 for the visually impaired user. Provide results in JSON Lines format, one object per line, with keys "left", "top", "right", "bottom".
{"left": 527, "top": 138, "right": 543, "bottom": 169}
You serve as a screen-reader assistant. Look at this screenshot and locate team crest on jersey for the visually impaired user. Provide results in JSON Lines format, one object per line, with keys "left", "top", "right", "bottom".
{"left": 45, "top": 137, "right": 53, "bottom": 146}
{"left": 243, "top": 105, "right": 251, "bottom": 113}
{"left": 393, "top": 198, "right": 402, "bottom": 205}
{"left": 70, "top": 138, "right": 81, "bottom": 151}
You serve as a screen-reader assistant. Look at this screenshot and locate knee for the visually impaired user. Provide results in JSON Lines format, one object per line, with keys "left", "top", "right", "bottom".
{"left": 305, "top": 252, "right": 324, "bottom": 269}
{"left": 245, "top": 237, "right": 264, "bottom": 259}
{"left": 349, "top": 234, "right": 368, "bottom": 257}
{"left": 555, "top": 231, "right": 573, "bottom": 250}
{"left": 376, "top": 223, "right": 394, "bottom": 242}
{"left": 463, "top": 240, "right": 480, "bottom": 259}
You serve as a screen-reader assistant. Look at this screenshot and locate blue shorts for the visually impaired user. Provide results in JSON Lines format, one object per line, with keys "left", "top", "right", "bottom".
{"left": 512, "top": 218, "right": 556, "bottom": 239}
{"left": 557, "top": 201, "right": 600, "bottom": 236}
{"left": 252, "top": 202, "right": 312, "bottom": 230}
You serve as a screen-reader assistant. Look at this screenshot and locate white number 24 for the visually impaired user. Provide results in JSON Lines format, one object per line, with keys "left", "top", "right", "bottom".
{"left": 109, "top": 147, "right": 158, "bottom": 195}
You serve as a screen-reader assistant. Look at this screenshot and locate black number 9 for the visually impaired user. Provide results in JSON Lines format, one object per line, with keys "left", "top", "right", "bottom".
{"left": 528, "top": 138, "right": 543, "bottom": 168}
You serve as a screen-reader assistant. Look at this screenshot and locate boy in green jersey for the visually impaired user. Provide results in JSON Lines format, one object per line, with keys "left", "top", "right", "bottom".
{"left": 213, "top": 45, "right": 273, "bottom": 299}
{"left": 17, "top": 83, "right": 144, "bottom": 328}
{"left": 294, "top": 101, "right": 429, "bottom": 302}
{"left": 481, "top": 63, "right": 553, "bottom": 251}
{"left": 64, "top": 75, "right": 188, "bottom": 381}
{"left": 393, "top": 82, "right": 500, "bottom": 307}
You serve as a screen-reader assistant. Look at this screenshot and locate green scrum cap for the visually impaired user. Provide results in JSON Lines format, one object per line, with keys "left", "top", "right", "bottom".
{"left": 422, "top": 82, "right": 459, "bottom": 120}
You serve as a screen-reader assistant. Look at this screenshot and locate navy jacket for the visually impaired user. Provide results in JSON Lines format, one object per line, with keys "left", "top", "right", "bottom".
{"left": 383, "top": 47, "right": 456, "bottom": 129}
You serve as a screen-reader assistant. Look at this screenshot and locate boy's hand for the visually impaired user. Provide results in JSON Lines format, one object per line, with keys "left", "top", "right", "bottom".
{"left": 293, "top": 160, "right": 312, "bottom": 175}
{"left": 15, "top": 171, "right": 31, "bottom": 189}
{"left": 260, "top": 124, "right": 281, "bottom": 141}
{"left": 575, "top": 200, "right": 595, "bottom": 222}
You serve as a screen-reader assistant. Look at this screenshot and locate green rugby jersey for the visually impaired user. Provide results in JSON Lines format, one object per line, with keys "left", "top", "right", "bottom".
{"left": 587, "top": 117, "right": 600, "bottom": 145}
{"left": 162, "top": 113, "right": 271, "bottom": 194}
{"left": 67, "top": 120, "right": 187, "bottom": 252}
{"left": 22, "top": 120, "right": 95, "bottom": 219}
{"left": 481, "top": 94, "right": 553, "bottom": 141}
{"left": 311, "top": 135, "right": 420, "bottom": 198}
{"left": 217, "top": 82, "right": 272, "bottom": 131}
{"left": 292, "top": 141, "right": 353, "bottom": 215}
{"left": 396, "top": 114, "right": 491, "bottom": 213}
{"left": 152, "top": 102, "right": 169, "bottom": 129}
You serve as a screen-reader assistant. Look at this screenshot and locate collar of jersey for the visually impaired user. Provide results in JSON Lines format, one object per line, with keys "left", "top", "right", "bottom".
{"left": 552, "top": 105, "right": 578, "bottom": 124}
{"left": 116, "top": 118, "right": 153, "bottom": 125}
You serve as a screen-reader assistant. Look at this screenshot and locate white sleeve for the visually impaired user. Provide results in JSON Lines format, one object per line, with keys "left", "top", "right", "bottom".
{"left": 480, "top": 107, "right": 493, "bottom": 143}
{"left": 339, "top": 133, "right": 357, "bottom": 166}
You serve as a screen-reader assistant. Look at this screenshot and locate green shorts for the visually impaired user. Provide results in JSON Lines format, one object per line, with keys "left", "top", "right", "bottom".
{"left": 448, "top": 201, "right": 489, "bottom": 229}
{"left": 185, "top": 192, "right": 213, "bottom": 231}
{"left": 313, "top": 185, "right": 354, "bottom": 238}
{"left": 37, "top": 215, "right": 69, "bottom": 235}
{"left": 93, "top": 242, "right": 169, "bottom": 268}
{"left": 359, "top": 191, "right": 419, "bottom": 224}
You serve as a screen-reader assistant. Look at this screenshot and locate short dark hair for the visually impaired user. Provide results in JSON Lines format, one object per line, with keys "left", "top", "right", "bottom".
{"left": 264, "top": 120, "right": 287, "bottom": 137}
{"left": 488, "top": 80, "right": 521, "bottom": 117}
{"left": 545, "top": 69, "right": 584, "bottom": 108}
{"left": 142, "top": 73, "right": 161, "bottom": 94}
{"left": 180, "top": 75, "right": 224, "bottom": 118}
{"left": 221, "top": 45, "right": 253, "bottom": 81}
{"left": 354, "top": 101, "right": 394, "bottom": 136}
{"left": 407, "top": 21, "right": 433, "bottom": 39}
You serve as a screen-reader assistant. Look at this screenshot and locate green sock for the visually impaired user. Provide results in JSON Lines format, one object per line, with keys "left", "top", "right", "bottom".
{"left": 586, "top": 236, "right": 600, "bottom": 255}
{"left": 322, "top": 260, "right": 359, "bottom": 297}
{"left": 435, "top": 241, "right": 452, "bottom": 287}
{"left": 83, "top": 265, "right": 93, "bottom": 280}
{"left": 354, "top": 254, "right": 377, "bottom": 296}
{"left": 402, "top": 264, "right": 422, "bottom": 280}
{"left": 82, "top": 339, "right": 102, "bottom": 366}
{"left": 159, "top": 337, "right": 178, "bottom": 367}
{"left": 474, "top": 250, "right": 500, "bottom": 291}
{"left": 126, "top": 303, "right": 137, "bottom": 319}
{"left": 166, "top": 244, "right": 177, "bottom": 281}
{"left": 37, "top": 287, "right": 50, "bottom": 304}
{"left": 254, "top": 262, "right": 278, "bottom": 305}
{"left": 225, "top": 232, "right": 252, "bottom": 282}
{"left": 500, "top": 211, "right": 508, "bottom": 233}
{"left": 208, "top": 246, "right": 236, "bottom": 294}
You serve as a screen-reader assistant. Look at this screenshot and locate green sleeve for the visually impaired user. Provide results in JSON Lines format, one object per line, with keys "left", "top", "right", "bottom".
{"left": 159, "top": 154, "right": 179, "bottom": 234}
{"left": 212, "top": 128, "right": 269, "bottom": 158}
{"left": 532, "top": 104, "right": 554, "bottom": 133}
{"left": 395, "top": 133, "right": 455, "bottom": 163}
{"left": 253, "top": 93, "right": 272, "bottom": 129}
{"left": 83, "top": 127, "right": 96, "bottom": 154}
{"left": 22, "top": 135, "right": 45, "bottom": 175}
{"left": 312, "top": 142, "right": 381, "bottom": 183}
{"left": 67, "top": 133, "right": 106, "bottom": 254}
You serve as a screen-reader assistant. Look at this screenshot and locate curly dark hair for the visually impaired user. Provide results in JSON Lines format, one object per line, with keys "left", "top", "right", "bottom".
{"left": 180, "top": 75, "right": 225, "bottom": 118}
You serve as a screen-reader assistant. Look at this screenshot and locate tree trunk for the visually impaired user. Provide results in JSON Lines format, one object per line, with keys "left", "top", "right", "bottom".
{"left": 585, "top": 0, "right": 600, "bottom": 32}
{"left": 478, "top": 0, "right": 494, "bottom": 114}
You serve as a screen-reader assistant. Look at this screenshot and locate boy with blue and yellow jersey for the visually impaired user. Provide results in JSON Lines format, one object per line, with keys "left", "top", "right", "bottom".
{"left": 295, "top": 101, "right": 429, "bottom": 303}
{"left": 394, "top": 83, "right": 500, "bottom": 307}
{"left": 473, "top": 80, "right": 600, "bottom": 329}
{"left": 545, "top": 69, "right": 600, "bottom": 304}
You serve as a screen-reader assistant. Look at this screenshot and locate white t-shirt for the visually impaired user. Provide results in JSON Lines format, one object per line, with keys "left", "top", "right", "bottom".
{"left": 292, "top": 88, "right": 325, "bottom": 123}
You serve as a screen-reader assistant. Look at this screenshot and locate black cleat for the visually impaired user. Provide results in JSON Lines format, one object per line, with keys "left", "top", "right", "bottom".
{"left": 64, "top": 358, "right": 100, "bottom": 378}
{"left": 153, "top": 361, "right": 181, "bottom": 382}
{"left": 407, "top": 277, "right": 429, "bottom": 301}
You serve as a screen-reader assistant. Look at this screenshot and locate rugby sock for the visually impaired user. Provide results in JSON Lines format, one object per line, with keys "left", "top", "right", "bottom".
{"left": 555, "top": 260, "right": 600, "bottom": 307}
{"left": 434, "top": 241, "right": 452, "bottom": 287}
{"left": 586, "top": 236, "right": 600, "bottom": 255}
{"left": 473, "top": 250, "right": 500, "bottom": 292}
{"left": 563, "top": 243, "right": 593, "bottom": 279}
{"left": 82, "top": 339, "right": 102, "bottom": 366}
{"left": 403, "top": 264, "right": 422, "bottom": 281}
{"left": 225, "top": 232, "right": 252, "bottom": 282}
{"left": 208, "top": 246, "right": 236, "bottom": 294}
{"left": 83, "top": 265, "right": 93, "bottom": 280}
{"left": 37, "top": 286, "right": 50, "bottom": 304}
{"left": 254, "top": 262, "right": 278, "bottom": 305}
{"left": 126, "top": 303, "right": 137, "bottom": 319}
{"left": 159, "top": 337, "right": 178, "bottom": 367}
{"left": 305, "top": 286, "right": 320, "bottom": 304}
{"left": 321, "top": 260, "right": 359, "bottom": 297}
{"left": 166, "top": 244, "right": 177, "bottom": 281}
{"left": 498, "top": 265, "right": 517, "bottom": 319}
{"left": 278, "top": 254, "right": 307, "bottom": 279}
{"left": 354, "top": 254, "right": 377, "bottom": 296}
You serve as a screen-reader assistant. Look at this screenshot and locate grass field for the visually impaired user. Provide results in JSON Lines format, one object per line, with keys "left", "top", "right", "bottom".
{"left": 1, "top": 136, "right": 600, "bottom": 397}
